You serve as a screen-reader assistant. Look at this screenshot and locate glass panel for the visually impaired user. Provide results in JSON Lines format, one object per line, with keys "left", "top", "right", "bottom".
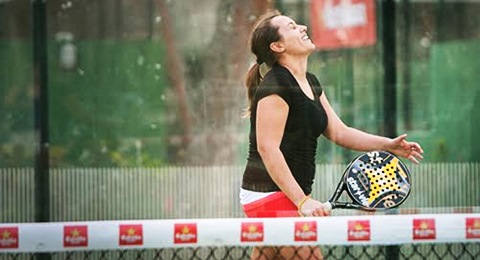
{"left": 48, "top": 0, "right": 169, "bottom": 167}
{"left": 0, "top": 1, "right": 34, "bottom": 167}
{"left": 395, "top": 1, "right": 480, "bottom": 162}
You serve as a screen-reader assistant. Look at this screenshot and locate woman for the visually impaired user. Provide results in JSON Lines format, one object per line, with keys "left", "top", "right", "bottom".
{"left": 240, "top": 10, "right": 424, "bottom": 259}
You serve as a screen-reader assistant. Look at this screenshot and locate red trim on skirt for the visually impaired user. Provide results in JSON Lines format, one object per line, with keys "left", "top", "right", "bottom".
{"left": 242, "top": 192, "right": 300, "bottom": 218}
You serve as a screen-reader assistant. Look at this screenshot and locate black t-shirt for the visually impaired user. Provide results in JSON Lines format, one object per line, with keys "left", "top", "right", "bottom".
{"left": 242, "top": 63, "right": 329, "bottom": 195}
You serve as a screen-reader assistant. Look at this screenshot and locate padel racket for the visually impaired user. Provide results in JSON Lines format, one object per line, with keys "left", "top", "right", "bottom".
{"left": 324, "top": 151, "right": 411, "bottom": 211}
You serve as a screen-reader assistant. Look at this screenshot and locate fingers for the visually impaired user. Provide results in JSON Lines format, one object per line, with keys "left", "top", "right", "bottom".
{"left": 398, "top": 134, "right": 424, "bottom": 153}
{"left": 312, "top": 205, "right": 330, "bottom": 217}
{"left": 407, "top": 150, "right": 423, "bottom": 164}
{"left": 299, "top": 199, "right": 331, "bottom": 217}
{"left": 300, "top": 209, "right": 312, "bottom": 217}
{"left": 412, "top": 149, "right": 424, "bottom": 159}
{"left": 408, "top": 153, "right": 420, "bottom": 164}
{"left": 410, "top": 143, "right": 424, "bottom": 154}
{"left": 406, "top": 142, "right": 424, "bottom": 164}
{"left": 302, "top": 208, "right": 327, "bottom": 217}
{"left": 391, "top": 134, "right": 425, "bottom": 164}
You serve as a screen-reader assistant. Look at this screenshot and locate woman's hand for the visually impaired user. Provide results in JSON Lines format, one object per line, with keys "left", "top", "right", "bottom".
{"left": 386, "top": 134, "right": 424, "bottom": 164}
{"left": 298, "top": 198, "right": 331, "bottom": 217}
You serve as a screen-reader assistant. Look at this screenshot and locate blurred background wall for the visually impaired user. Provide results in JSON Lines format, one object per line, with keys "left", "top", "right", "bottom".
{"left": 0, "top": 0, "right": 479, "bottom": 221}
{"left": 1, "top": 0, "right": 479, "bottom": 168}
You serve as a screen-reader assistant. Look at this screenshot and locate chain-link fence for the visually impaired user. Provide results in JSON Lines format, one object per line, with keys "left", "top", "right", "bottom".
{"left": 2, "top": 243, "right": 480, "bottom": 260}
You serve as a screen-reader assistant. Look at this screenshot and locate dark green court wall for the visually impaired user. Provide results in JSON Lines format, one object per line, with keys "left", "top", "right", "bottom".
{"left": 48, "top": 40, "right": 169, "bottom": 166}
{"left": 1, "top": 39, "right": 479, "bottom": 165}
{"left": 0, "top": 40, "right": 34, "bottom": 166}
{"left": 429, "top": 40, "right": 480, "bottom": 162}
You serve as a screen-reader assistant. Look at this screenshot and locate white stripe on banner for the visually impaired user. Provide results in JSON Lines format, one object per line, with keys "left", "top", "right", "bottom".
{"left": 0, "top": 214, "right": 479, "bottom": 253}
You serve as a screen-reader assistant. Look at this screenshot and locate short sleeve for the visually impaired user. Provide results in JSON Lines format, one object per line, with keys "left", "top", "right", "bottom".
{"left": 254, "top": 73, "right": 293, "bottom": 105}
{"left": 307, "top": 73, "right": 323, "bottom": 97}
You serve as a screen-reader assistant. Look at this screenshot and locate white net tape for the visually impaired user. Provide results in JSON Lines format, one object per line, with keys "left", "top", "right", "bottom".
{"left": 0, "top": 213, "right": 478, "bottom": 253}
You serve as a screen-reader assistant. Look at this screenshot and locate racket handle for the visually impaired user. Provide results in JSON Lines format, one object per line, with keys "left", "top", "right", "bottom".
{"left": 323, "top": 201, "right": 333, "bottom": 211}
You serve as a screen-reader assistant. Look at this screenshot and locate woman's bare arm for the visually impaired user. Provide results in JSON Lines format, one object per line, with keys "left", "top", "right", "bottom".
{"left": 320, "top": 93, "right": 423, "bottom": 163}
{"left": 256, "top": 95, "right": 329, "bottom": 216}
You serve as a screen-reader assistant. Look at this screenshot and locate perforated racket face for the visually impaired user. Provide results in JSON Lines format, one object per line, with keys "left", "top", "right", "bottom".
{"left": 344, "top": 151, "right": 412, "bottom": 210}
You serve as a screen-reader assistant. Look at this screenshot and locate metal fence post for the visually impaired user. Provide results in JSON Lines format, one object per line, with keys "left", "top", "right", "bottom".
{"left": 381, "top": 0, "right": 399, "bottom": 258}
{"left": 32, "top": 0, "right": 50, "bottom": 259}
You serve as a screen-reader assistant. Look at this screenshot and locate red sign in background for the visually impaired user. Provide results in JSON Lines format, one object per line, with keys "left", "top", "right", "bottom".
{"left": 310, "top": 0, "right": 376, "bottom": 50}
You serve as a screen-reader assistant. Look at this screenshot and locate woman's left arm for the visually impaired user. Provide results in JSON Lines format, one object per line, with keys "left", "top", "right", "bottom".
{"left": 320, "top": 93, "right": 424, "bottom": 164}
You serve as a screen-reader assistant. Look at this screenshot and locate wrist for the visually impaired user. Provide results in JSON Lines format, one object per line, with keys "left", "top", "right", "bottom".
{"left": 296, "top": 195, "right": 310, "bottom": 209}
{"left": 380, "top": 137, "right": 392, "bottom": 152}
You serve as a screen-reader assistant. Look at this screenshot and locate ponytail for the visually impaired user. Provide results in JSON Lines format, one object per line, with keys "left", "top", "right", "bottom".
{"left": 243, "top": 10, "right": 281, "bottom": 117}
{"left": 243, "top": 63, "right": 262, "bottom": 117}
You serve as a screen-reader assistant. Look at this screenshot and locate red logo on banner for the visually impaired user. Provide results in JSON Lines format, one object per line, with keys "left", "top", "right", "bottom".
{"left": 466, "top": 218, "right": 480, "bottom": 239}
{"left": 294, "top": 221, "right": 317, "bottom": 242}
{"left": 64, "top": 225, "right": 88, "bottom": 247}
{"left": 413, "top": 219, "right": 436, "bottom": 240}
{"left": 0, "top": 227, "right": 19, "bottom": 249}
{"left": 241, "top": 222, "right": 264, "bottom": 242}
{"left": 310, "top": 0, "right": 376, "bottom": 50}
{"left": 348, "top": 220, "right": 370, "bottom": 241}
{"left": 119, "top": 224, "right": 143, "bottom": 246}
{"left": 174, "top": 223, "right": 197, "bottom": 244}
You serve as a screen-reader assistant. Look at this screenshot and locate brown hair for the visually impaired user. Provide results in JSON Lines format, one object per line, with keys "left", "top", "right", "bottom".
{"left": 244, "top": 10, "right": 282, "bottom": 117}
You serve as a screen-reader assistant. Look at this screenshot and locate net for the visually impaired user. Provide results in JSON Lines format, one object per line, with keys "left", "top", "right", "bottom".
{"left": 1, "top": 214, "right": 479, "bottom": 259}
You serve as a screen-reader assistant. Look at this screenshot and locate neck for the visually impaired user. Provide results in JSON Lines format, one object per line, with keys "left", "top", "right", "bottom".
{"left": 278, "top": 55, "right": 309, "bottom": 79}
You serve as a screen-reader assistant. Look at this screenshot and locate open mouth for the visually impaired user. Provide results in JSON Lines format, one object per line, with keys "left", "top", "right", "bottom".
{"left": 302, "top": 35, "right": 310, "bottom": 41}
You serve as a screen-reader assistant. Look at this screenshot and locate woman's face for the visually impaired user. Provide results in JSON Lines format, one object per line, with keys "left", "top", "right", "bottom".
{"left": 270, "top": 15, "right": 315, "bottom": 56}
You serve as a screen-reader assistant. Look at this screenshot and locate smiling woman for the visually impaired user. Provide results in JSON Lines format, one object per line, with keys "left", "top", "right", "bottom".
{"left": 240, "top": 9, "right": 424, "bottom": 259}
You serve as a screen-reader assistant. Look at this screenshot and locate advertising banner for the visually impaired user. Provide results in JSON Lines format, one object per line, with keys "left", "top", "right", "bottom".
{"left": 310, "top": 0, "right": 376, "bottom": 50}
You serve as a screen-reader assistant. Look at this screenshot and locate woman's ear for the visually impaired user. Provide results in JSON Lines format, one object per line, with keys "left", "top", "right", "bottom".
{"left": 270, "top": 41, "right": 285, "bottom": 53}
